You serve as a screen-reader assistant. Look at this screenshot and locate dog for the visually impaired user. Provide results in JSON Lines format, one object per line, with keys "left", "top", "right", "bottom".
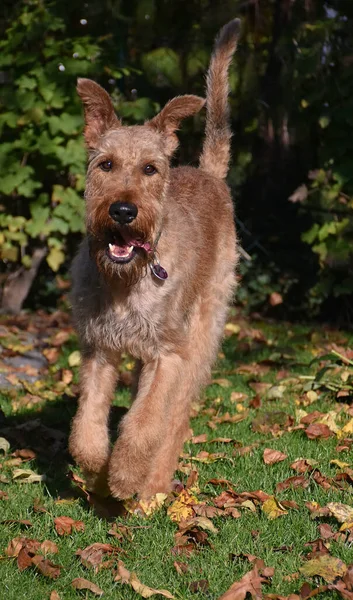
{"left": 69, "top": 19, "right": 240, "bottom": 499}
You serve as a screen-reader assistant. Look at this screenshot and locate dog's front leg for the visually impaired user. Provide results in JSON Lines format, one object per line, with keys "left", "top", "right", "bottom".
{"left": 69, "top": 352, "right": 119, "bottom": 494}
{"left": 108, "top": 354, "right": 182, "bottom": 499}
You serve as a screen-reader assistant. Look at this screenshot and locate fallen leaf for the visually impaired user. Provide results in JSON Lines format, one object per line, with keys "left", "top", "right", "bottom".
{"left": 305, "top": 423, "right": 332, "bottom": 440}
{"left": 54, "top": 515, "right": 85, "bottom": 535}
{"left": 50, "top": 592, "right": 61, "bottom": 600}
{"left": 263, "top": 448, "right": 288, "bottom": 465}
{"left": 217, "top": 565, "right": 272, "bottom": 599}
{"left": 76, "top": 542, "right": 118, "bottom": 572}
{"left": 12, "top": 468, "right": 44, "bottom": 484}
{"left": 191, "top": 434, "right": 208, "bottom": 444}
{"left": 115, "top": 560, "right": 175, "bottom": 598}
{"left": 40, "top": 540, "right": 59, "bottom": 555}
{"left": 290, "top": 458, "right": 316, "bottom": 473}
{"left": 299, "top": 555, "right": 347, "bottom": 583}
{"left": 262, "top": 497, "right": 288, "bottom": 520}
{"left": 0, "top": 437, "right": 10, "bottom": 453}
{"left": 326, "top": 502, "right": 353, "bottom": 524}
{"left": 167, "top": 489, "right": 198, "bottom": 523}
{"left": 173, "top": 560, "right": 188, "bottom": 575}
{"left": 31, "top": 555, "right": 61, "bottom": 579}
{"left": 68, "top": 350, "right": 81, "bottom": 367}
{"left": 189, "top": 579, "right": 209, "bottom": 593}
{"left": 72, "top": 577, "right": 104, "bottom": 596}
{"left": 178, "top": 516, "right": 218, "bottom": 535}
{"left": 276, "top": 475, "right": 309, "bottom": 493}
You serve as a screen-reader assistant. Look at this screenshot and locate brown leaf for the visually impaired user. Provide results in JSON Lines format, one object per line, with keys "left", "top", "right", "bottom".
{"left": 1, "top": 519, "right": 32, "bottom": 527}
{"left": 173, "top": 560, "right": 189, "bottom": 575}
{"left": 276, "top": 475, "right": 309, "bottom": 493}
{"left": 114, "top": 560, "right": 175, "bottom": 598}
{"left": 72, "top": 577, "right": 104, "bottom": 596}
{"left": 217, "top": 565, "right": 271, "bottom": 599}
{"left": 189, "top": 580, "right": 209, "bottom": 593}
{"left": 190, "top": 434, "right": 208, "bottom": 444}
{"left": 31, "top": 555, "right": 61, "bottom": 579}
{"left": 299, "top": 555, "right": 347, "bottom": 583}
{"left": 269, "top": 292, "right": 283, "bottom": 306}
{"left": 305, "top": 423, "right": 332, "bottom": 440}
{"left": 50, "top": 592, "right": 61, "bottom": 600}
{"left": 263, "top": 448, "right": 288, "bottom": 465}
{"left": 290, "top": 458, "right": 316, "bottom": 473}
{"left": 40, "top": 540, "right": 59, "bottom": 555}
{"left": 76, "top": 542, "right": 118, "bottom": 571}
{"left": 54, "top": 515, "right": 84, "bottom": 535}
{"left": 318, "top": 524, "right": 335, "bottom": 540}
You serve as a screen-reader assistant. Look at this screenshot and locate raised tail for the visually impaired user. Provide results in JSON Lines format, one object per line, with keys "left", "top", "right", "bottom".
{"left": 199, "top": 19, "right": 240, "bottom": 179}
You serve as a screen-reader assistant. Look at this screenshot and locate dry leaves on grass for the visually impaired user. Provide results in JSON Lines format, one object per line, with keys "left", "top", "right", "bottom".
{"left": 217, "top": 565, "right": 274, "bottom": 599}
{"left": 76, "top": 542, "right": 122, "bottom": 572}
{"left": 6, "top": 537, "right": 61, "bottom": 578}
{"left": 300, "top": 555, "right": 347, "bottom": 583}
{"left": 71, "top": 577, "right": 104, "bottom": 596}
{"left": 263, "top": 448, "right": 288, "bottom": 465}
{"left": 115, "top": 560, "right": 175, "bottom": 598}
{"left": 54, "top": 515, "right": 85, "bottom": 535}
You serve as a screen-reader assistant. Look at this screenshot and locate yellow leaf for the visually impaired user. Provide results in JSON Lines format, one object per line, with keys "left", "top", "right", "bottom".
{"left": 339, "top": 521, "right": 353, "bottom": 532}
{"left": 225, "top": 323, "right": 240, "bottom": 335}
{"left": 138, "top": 493, "right": 168, "bottom": 517}
{"left": 68, "top": 350, "right": 81, "bottom": 367}
{"left": 330, "top": 459, "right": 350, "bottom": 469}
{"left": 327, "top": 502, "right": 353, "bottom": 524}
{"left": 262, "top": 496, "right": 288, "bottom": 520}
{"left": 299, "top": 555, "right": 347, "bottom": 583}
{"left": 342, "top": 418, "right": 353, "bottom": 435}
{"left": 167, "top": 489, "right": 198, "bottom": 523}
{"left": 115, "top": 560, "right": 175, "bottom": 598}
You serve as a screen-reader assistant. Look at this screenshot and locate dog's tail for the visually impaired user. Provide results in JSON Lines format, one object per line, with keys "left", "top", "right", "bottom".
{"left": 199, "top": 19, "right": 240, "bottom": 179}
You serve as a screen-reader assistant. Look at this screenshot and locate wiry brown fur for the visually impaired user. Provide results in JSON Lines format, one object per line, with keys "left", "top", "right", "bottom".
{"left": 69, "top": 21, "right": 240, "bottom": 499}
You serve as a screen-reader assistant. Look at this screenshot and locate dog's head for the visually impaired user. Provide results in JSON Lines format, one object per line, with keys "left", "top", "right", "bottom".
{"left": 77, "top": 78, "right": 204, "bottom": 283}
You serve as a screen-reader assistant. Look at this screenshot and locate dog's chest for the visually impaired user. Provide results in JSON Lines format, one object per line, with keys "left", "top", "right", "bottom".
{"left": 98, "top": 283, "right": 167, "bottom": 361}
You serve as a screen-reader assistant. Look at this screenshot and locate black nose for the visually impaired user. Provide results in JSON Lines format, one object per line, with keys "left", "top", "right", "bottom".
{"left": 109, "top": 202, "right": 138, "bottom": 225}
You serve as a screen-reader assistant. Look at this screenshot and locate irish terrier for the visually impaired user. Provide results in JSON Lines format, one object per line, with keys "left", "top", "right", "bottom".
{"left": 69, "top": 19, "right": 240, "bottom": 499}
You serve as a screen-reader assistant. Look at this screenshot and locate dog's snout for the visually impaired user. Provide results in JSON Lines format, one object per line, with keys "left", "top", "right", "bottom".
{"left": 109, "top": 202, "right": 138, "bottom": 225}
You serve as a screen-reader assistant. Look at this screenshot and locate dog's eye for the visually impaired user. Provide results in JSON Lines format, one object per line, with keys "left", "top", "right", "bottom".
{"left": 99, "top": 160, "right": 113, "bottom": 172}
{"left": 143, "top": 164, "right": 157, "bottom": 176}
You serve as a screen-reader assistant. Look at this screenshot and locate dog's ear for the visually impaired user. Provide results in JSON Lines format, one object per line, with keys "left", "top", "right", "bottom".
{"left": 77, "top": 78, "right": 121, "bottom": 148}
{"left": 148, "top": 95, "right": 205, "bottom": 155}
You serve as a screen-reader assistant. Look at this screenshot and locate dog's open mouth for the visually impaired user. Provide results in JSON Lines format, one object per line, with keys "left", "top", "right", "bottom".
{"left": 107, "top": 233, "right": 152, "bottom": 264}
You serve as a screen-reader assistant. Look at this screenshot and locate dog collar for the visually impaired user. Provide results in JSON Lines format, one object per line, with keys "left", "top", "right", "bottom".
{"left": 150, "top": 229, "right": 168, "bottom": 280}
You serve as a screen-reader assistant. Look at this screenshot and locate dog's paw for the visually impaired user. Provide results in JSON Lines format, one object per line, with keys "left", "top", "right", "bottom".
{"left": 83, "top": 469, "right": 110, "bottom": 498}
{"left": 108, "top": 440, "right": 150, "bottom": 499}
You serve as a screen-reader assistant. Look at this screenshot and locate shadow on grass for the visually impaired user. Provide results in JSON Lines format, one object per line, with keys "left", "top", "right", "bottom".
{"left": 0, "top": 393, "right": 128, "bottom": 518}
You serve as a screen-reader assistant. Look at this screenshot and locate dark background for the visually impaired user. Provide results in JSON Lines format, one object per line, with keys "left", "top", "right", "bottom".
{"left": 1, "top": 0, "right": 353, "bottom": 321}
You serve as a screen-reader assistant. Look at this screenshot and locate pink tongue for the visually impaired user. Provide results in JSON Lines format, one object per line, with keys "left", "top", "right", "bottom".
{"left": 129, "top": 240, "right": 152, "bottom": 253}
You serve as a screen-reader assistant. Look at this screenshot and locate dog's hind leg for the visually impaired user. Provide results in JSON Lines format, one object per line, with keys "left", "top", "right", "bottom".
{"left": 69, "top": 351, "right": 119, "bottom": 494}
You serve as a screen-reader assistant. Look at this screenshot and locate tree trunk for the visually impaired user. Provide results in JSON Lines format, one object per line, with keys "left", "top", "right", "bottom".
{"left": 1, "top": 247, "right": 47, "bottom": 313}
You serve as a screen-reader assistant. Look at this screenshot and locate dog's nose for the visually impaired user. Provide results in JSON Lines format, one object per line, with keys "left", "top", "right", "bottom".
{"left": 109, "top": 202, "right": 138, "bottom": 225}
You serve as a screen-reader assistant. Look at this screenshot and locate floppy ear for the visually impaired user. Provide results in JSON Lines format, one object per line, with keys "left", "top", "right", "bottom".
{"left": 77, "top": 78, "right": 121, "bottom": 148}
{"left": 148, "top": 95, "right": 205, "bottom": 155}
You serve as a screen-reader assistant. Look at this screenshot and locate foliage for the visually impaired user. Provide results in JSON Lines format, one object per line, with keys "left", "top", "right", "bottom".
{"left": 1, "top": 0, "right": 353, "bottom": 318}
{"left": 1, "top": 312, "right": 353, "bottom": 597}
{"left": 0, "top": 0, "right": 155, "bottom": 293}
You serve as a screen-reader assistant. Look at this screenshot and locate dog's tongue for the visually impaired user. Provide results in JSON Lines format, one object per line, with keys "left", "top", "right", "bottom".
{"left": 130, "top": 239, "right": 152, "bottom": 253}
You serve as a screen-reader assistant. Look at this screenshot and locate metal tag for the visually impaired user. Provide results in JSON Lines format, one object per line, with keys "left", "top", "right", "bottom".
{"left": 150, "top": 262, "right": 168, "bottom": 280}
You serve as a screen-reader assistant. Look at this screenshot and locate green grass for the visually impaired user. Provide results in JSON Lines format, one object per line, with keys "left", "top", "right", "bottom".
{"left": 0, "top": 312, "right": 352, "bottom": 599}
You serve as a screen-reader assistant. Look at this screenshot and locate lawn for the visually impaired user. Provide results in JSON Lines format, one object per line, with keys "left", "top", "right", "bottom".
{"left": 0, "top": 309, "right": 352, "bottom": 599}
